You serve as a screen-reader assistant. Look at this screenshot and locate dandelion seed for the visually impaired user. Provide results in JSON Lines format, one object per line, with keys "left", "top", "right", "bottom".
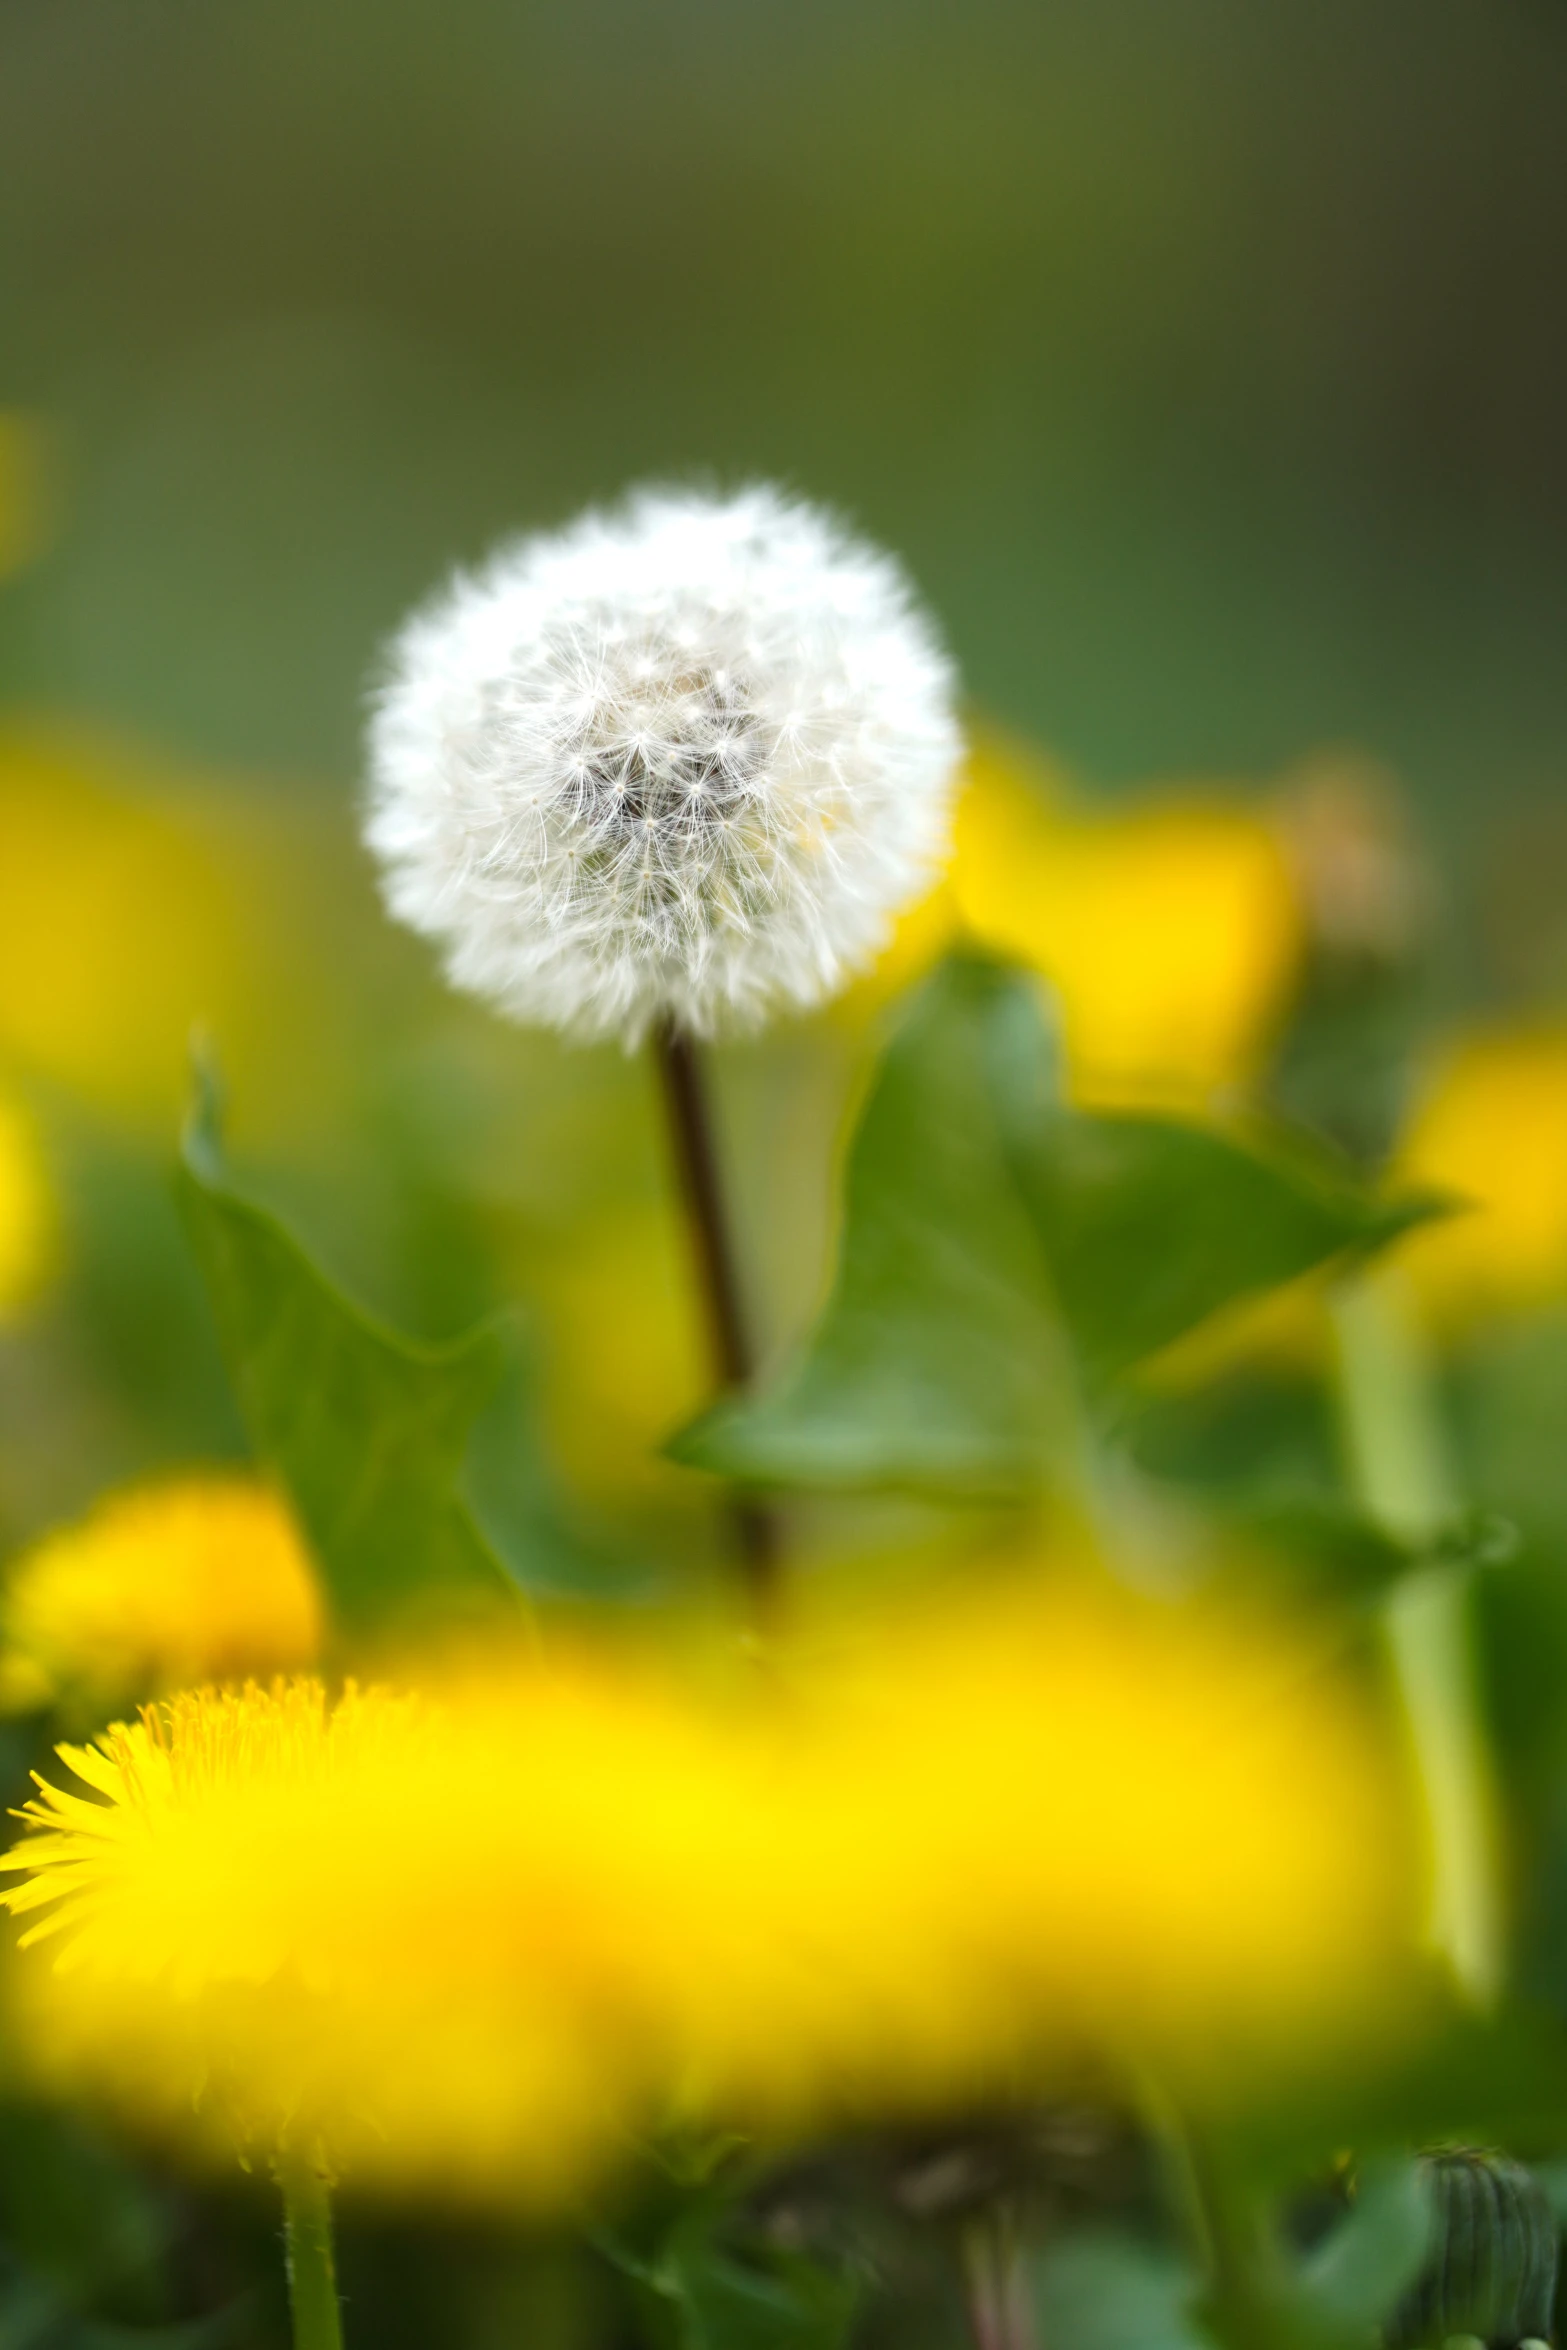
{"left": 365, "top": 484, "right": 962, "bottom": 1043}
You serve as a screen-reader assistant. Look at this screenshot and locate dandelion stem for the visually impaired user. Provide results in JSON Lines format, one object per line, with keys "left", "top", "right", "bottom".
{"left": 1329, "top": 1274, "right": 1503, "bottom": 2006}
{"left": 652, "top": 1015, "right": 782, "bottom": 1612}
{"left": 1140, "top": 2084, "right": 1273, "bottom": 2350}
{"left": 280, "top": 2156, "right": 345, "bottom": 2350}
{"left": 960, "top": 2212, "right": 1036, "bottom": 2350}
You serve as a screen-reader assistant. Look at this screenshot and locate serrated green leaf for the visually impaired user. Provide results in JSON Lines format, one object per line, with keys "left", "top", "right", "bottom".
{"left": 178, "top": 1063, "right": 524, "bottom": 1635}
{"left": 669, "top": 959, "right": 1081, "bottom": 1499}
{"left": 978, "top": 965, "right": 1439, "bottom": 1386}
{"left": 674, "top": 957, "right": 1431, "bottom": 1501}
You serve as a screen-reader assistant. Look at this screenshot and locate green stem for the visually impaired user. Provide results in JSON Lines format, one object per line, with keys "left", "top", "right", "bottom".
{"left": 280, "top": 2157, "right": 345, "bottom": 2350}
{"left": 652, "top": 1015, "right": 782, "bottom": 1620}
{"left": 1329, "top": 1275, "right": 1503, "bottom": 2006}
{"left": 1139, "top": 2082, "right": 1273, "bottom": 2350}
{"left": 960, "top": 2209, "right": 1035, "bottom": 2350}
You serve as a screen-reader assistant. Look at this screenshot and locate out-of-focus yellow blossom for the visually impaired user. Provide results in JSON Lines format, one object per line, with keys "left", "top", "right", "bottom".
{"left": 1, "top": 1576, "right": 1412, "bottom": 2202}
{"left": 0, "top": 729, "right": 254, "bottom": 1121}
{"left": 839, "top": 738, "right": 1305, "bottom": 1103}
{"left": 1389, "top": 1028, "right": 1567, "bottom": 1334}
{"left": 0, "top": 1667, "right": 759, "bottom": 2200}
{"left": 0, "top": 413, "right": 54, "bottom": 582}
{"left": 0, "top": 1477, "right": 323, "bottom": 1713}
{"left": 0, "top": 1087, "right": 56, "bottom": 1321}
{"left": 952, "top": 743, "right": 1305, "bottom": 1109}
{"left": 0, "top": 723, "right": 362, "bottom": 1138}
{"left": 708, "top": 1578, "right": 1413, "bottom": 2120}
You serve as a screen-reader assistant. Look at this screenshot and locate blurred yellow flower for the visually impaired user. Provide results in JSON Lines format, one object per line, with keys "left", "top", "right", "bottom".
{"left": 0, "top": 1087, "right": 56, "bottom": 1322}
{"left": 1390, "top": 1028, "right": 1567, "bottom": 1334}
{"left": 0, "top": 728, "right": 254, "bottom": 1122}
{"left": 0, "top": 1476, "right": 323, "bottom": 1713}
{"left": 1, "top": 1575, "right": 1412, "bottom": 2200}
{"left": 841, "top": 738, "right": 1305, "bottom": 1104}
{"left": 951, "top": 742, "right": 1305, "bottom": 1108}
{"left": 0, "top": 722, "right": 365, "bottom": 1139}
{"left": 0, "top": 1666, "right": 753, "bottom": 2200}
{"left": 710, "top": 1577, "right": 1413, "bottom": 2120}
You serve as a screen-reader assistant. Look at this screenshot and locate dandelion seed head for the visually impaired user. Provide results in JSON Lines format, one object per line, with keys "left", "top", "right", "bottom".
{"left": 365, "top": 484, "right": 963, "bottom": 1042}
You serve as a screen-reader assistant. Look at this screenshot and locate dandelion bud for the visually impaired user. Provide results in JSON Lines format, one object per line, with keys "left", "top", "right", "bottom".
{"left": 1386, "top": 2148, "right": 1558, "bottom": 2350}
{"left": 365, "top": 484, "right": 962, "bottom": 1043}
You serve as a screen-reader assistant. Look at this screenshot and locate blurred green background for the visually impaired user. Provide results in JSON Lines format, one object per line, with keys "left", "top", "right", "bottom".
{"left": 3, "top": 0, "right": 1565, "bottom": 863}
{"left": 2, "top": 0, "right": 1566, "bottom": 1609}
{"left": 2, "top": 13, "right": 1567, "bottom": 2345}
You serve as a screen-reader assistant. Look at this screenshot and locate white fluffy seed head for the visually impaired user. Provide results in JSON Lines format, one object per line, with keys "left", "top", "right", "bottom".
{"left": 364, "top": 483, "right": 963, "bottom": 1044}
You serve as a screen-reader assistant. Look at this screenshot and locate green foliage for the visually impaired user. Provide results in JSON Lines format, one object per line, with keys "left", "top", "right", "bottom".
{"left": 672, "top": 959, "right": 1078, "bottom": 1498}
{"left": 1291, "top": 2161, "right": 1433, "bottom": 2346}
{"left": 1383, "top": 2150, "right": 1557, "bottom": 2350}
{"left": 980, "top": 968, "right": 1435, "bottom": 1386}
{"left": 675, "top": 958, "right": 1431, "bottom": 1501}
{"left": 606, "top": 2200, "right": 858, "bottom": 2350}
{"left": 0, "top": 2105, "right": 167, "bottom": 2309}
{"left": 1032, "top": 2231, "right": 1210, "bottom": 2350}
{"left": 178, "top": 1064, "right": 526, "bottom": 1637}
{"left": 0, "top": 2102, "right": 245, "bottom": 2348}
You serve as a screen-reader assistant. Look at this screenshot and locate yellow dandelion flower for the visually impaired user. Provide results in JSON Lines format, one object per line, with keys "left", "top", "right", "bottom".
{"left": 0, "top": 722, "right": 359, "bottom": 1138}
{"left": 952, "top": 742, "right": 1304, "bottom": 1109}
{"left": 0, "top": 1477, "right": 323, "bottom": 1712}
{"left": 0, "top": 1086, "right": 56, "bottom": 1323}
{"left": 0, "top": 729, "right": 249, "bottom": 1120}
{"left": 694, "top": 1578, "right": 1414, "bottom": 2122}
{"left": 0, "top": 1577, "right": 1413, "bottom": 2203}
{"left": 0, "top": 1666, "right": 757, "bottom": 2201}
{"left": 1390, "top": 1027, "right": 1567, "bottom": 1334}
{"left": 835, "top": 737, "right": 1305, "bottom": 1098}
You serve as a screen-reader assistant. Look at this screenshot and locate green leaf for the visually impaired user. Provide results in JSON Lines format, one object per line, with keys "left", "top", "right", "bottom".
{"left": 1032, "top": 2231, "right": 1211, "bottom": 2350}
{"left": 674, "top": 956, "right": 1432, "bottom": 1500}
{"left": 1209, "top": 1496, "right": 1416, "bottom": 1608}
{"left": 978, "top": 965, "right": 1438, "bottom": 1386}
{"left": 178, "top": 1062, "right": 524, "bottom": 1635}
{"left": 466, "top": 1336, "right": 664, "bottom": 1607}
{"left": 669, "top": 959, "right": 1080, "bottom": 1498}
{"left": 617, "top": 2203, "right": 858, "bottom": 2350}
{"left": 1292, "top": 2161, "right": 1434, "bottom": 2341}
